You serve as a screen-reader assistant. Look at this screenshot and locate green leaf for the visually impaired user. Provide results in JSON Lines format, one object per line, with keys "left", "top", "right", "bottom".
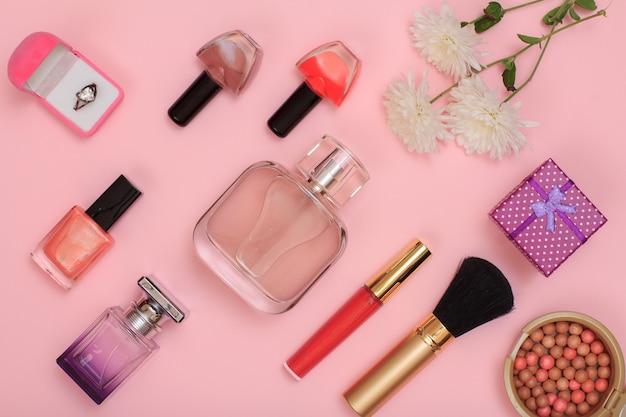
{"left": 575, "top": 0, "right": 597, "bottom": 11}
{"left": 542, "top": 6, "right": 559, "bottom": 24}
{"left": 484, "top": 2, "right": 504, "bottom": 20}
{"left": 473, "top": 2, "right": 505, "bottom": 33}
{"left": 502, "top": 62, "right": 517, "bottom": 92}
{"left": 517, "top": 34, "right": 542, "bottom": 45}
{"left": 569, "top": 7, "right": 581, "bottom": 20}
{"left": 542, "top": 4, "right": 571, "bottom": 25}
{"left": 474, "top": 15, "right": 503, "bottom": 33}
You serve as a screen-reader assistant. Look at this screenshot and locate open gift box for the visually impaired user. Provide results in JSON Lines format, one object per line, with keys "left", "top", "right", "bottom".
{"left": 489, "top": 158, "right": 607, "bottom": 277}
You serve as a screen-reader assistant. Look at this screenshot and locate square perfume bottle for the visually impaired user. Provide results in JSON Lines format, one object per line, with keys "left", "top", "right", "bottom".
{"left": 193, "top": 135, "right": 369, "bottom": 313}
{"left": 57, "top": 276, "right": 186, "bottom": 404}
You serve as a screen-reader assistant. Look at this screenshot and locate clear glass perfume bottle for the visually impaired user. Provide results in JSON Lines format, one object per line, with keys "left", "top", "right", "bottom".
{"left": 193, "top": 135, "right": 369, "bottom": 314}
{"left": 56, "top": 276, "right": 186, "bottom": 404}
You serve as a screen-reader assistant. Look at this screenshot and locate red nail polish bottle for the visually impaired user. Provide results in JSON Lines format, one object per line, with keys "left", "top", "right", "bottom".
{"left": 268, "top": 41, "right": 361, "bottom": 138}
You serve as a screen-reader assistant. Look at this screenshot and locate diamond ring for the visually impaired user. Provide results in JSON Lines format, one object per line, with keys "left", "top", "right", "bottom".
{"left": 74, "top": 83, "right": 97, "bottom": 110}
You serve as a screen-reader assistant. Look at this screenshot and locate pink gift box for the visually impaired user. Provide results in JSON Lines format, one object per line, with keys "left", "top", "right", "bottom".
{"left": 489, "top": 158, "right": 607, "bottom": 277}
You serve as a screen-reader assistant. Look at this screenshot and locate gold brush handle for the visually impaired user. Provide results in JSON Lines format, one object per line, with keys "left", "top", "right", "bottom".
{"left": 343, "top": 314, "right": 454, "bottom": 417}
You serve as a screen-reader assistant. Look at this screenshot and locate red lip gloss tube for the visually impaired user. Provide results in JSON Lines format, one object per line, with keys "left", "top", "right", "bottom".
{"left": 284, "top": 239, "right": 431, "bottom": 380}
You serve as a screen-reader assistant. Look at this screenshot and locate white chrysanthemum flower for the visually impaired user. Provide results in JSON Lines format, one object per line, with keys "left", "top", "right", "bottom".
{"left": 384, "top": 71, "right": 451, "bottom": 154}
{"left": 410, "top": 2, "right": 485, "bottom": 80}
{"left": 444, "top": 75, "right": 538, "bottom": 159}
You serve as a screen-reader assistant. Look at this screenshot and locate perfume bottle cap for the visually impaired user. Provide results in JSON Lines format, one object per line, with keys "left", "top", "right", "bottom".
{"left": 85, "top": 175, "right": 141, "bottom": 232}
{"left": 138, "top": 276, "right": 186, "bottom": 323}
{"left": 298, "top": 135, "right": 369, "bottom": 207}
{"left": 127, "top": 276, "right": 187, "bottom": 338}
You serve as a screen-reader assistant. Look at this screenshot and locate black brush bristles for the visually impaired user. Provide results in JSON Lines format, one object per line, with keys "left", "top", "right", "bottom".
{"left": 433, "top": 257, "right": 514, "bottom": 338}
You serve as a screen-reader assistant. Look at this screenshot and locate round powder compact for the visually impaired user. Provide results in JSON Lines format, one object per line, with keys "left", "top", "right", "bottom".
{"left": 504, "top": 312, "right": 626, "bottom": 417}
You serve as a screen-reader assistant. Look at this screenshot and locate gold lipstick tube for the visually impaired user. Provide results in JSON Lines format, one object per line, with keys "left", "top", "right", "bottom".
{"left": 343, "top": 314, "right": 454, "bottom": 417}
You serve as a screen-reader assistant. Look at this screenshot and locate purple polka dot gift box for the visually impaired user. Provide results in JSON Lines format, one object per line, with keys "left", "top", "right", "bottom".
{"left": 489, "top": 158, "right": 607, "bottom": 277}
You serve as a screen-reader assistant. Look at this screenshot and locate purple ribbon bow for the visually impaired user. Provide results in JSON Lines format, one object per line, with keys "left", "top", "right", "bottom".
{"left": 530, "top": 185, "right": 577, "bottom": 233}
{"left": 510, "top": 178, "right": 586, "bottom": 242}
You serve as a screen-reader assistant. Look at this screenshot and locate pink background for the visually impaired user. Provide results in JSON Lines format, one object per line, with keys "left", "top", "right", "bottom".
{"left": 1, "top": 0, "right": 623, "bottom": 415}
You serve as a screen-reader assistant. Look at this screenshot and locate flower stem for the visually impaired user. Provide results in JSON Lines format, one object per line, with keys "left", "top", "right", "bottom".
{"left": 430, "top": 7, "right": 606, "bottom": 104}
{"left": 467, "top": 0, "right": 545, "bottom": 25}
{"left": 503, "top": 25, "right": 555, "bottom": 102}
{"left": 501, "top": 8, "right": 605, "bottom": 101}
{"left": 431, "top": 82, "right": 457, "bottom": 103}
{"left": 493, "top": 8, "right": 605, "bottom": 66}
{"left": 503, "top": 0, "right": 545, "bottom": 13}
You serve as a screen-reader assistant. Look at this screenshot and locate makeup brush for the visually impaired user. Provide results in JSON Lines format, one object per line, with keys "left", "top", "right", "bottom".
{"left": 343, "top": 257, "right": 514, "bottom": 417}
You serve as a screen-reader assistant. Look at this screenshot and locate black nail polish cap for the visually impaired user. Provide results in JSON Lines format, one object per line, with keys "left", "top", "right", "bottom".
{"left": 168, "top": 72, "right": 223, "bottom": 126}
{"left": 86, "top": 175, "right": 142, "bottom": 232}
{"left": 267, "top": 82, "right": 322, "bottom": 138}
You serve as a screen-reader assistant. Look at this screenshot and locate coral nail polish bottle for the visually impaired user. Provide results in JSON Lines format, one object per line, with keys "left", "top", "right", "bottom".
{"left": 268, "top": 41, "right": 361, "bottom": 138}
{"left": 57, "top": 276, "right": 186, "bottom": 404}
{"left": 193, "top": 135, "right": 369, "bottom": 313}
{"left": 31, "top": 175, "right": 141, "bottom": 289}
{"left": 168, "top": 30, "right": 263, "bottom": 126}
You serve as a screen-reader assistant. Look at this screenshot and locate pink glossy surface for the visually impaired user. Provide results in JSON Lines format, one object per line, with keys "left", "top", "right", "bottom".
{"left": 1, "top": 0, "right": 624, "bottom": 416}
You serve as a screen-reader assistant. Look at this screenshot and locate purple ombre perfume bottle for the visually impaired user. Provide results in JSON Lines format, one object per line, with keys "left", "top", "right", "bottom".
{"left": 56, "top": 276, "right": 186, "bottom": 404}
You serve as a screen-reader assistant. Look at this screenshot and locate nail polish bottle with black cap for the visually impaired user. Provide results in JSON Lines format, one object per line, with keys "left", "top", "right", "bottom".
{"left": 268, "top": 41, "right": 361, "bottom": 138}
{"left": 31, "top": 175, "right": 141, "bottom": 288}
{"left": 168, "top": 30, "right": 263, "bottom": 126}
